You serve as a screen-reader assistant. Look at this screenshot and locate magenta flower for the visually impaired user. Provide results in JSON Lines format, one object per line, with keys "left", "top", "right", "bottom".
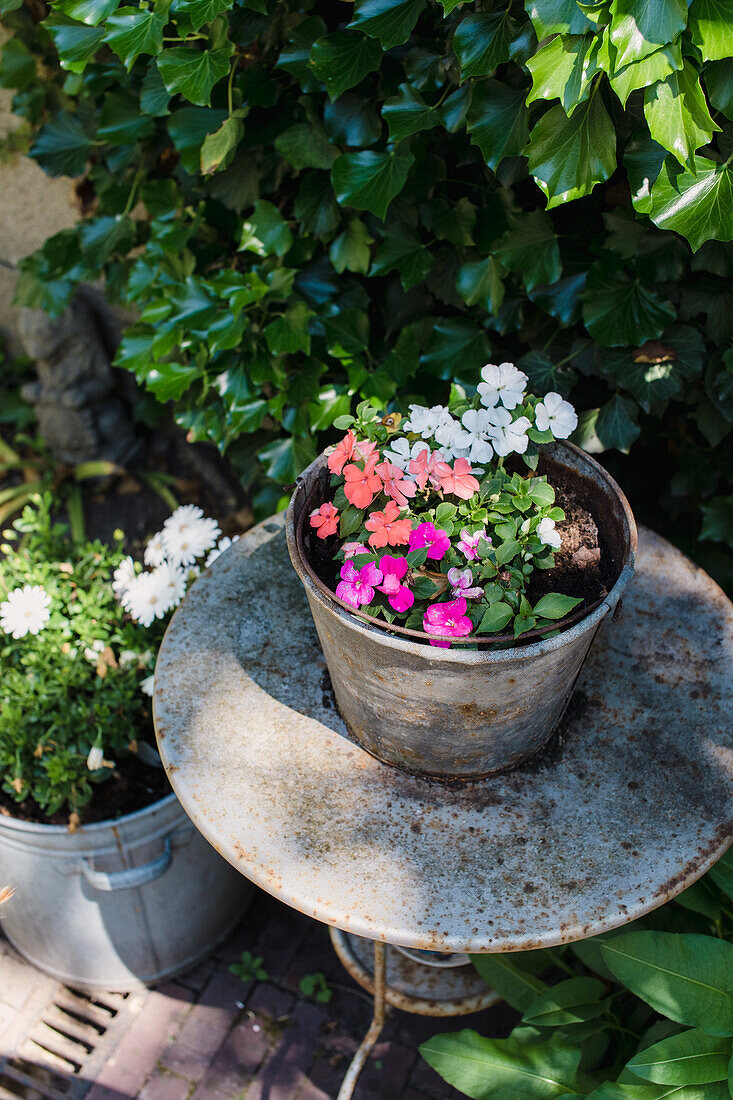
{"left": 457, "top": 528, "right": 489, "bottom": 562}
{"left": 336, "top": 561, "right": 383, "bottom": 609}
{"left": 377, "top": 556, "right": 414, "bottom": 613}
{"left": 423, "top": 598, "right": 474, "bottom": 648}
{"left": 447, "top": 567, "right": 483, "bottom": 599}
{"left": 409, "top": 522, "right": 450, "bottom": 561}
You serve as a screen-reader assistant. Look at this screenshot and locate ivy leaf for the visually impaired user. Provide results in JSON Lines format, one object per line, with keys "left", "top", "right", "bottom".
{"left": 466, "top": 80, "right": 529, "bottom": 171}
{"left": 30, "top": 111, "right": 92, "bottom": 176}
{"left": 528, "top": 95, "right": 616, "bottom": 208}
{"left": 704, "top": 59, "right": 733, "bottom": 117}
{"left": 494, "top": 210, "right": 561, "bottom": 292}
{"left": 643, "top": 63, "right": 720, "bottom": 171}
{"left": 275, "top": 122, "right": 337, "bottom": 170}
{"left": 264, "top": 300, "right": 314, "bottom": 355}
{"left": 624, "top": 131, "right": 667, "bottom": 215}
{"left": 347, "top": 0, "right": 425, "bottom": 51}
{"left": 167, "top": 106, "right": 227, "bottom": 173}
{"left": 145, "top": 361, "right": 201, "bottom": 401}
{"left": 276, "top": 15, "right": 327, "bottom": 93}
{"left": 382, "top": 82, "right": 439, "bottom": 141}
{"left": 524, "top": 0, "right": 590, "bottom": 37}
{"left": 608, "top": 0, "right": 688, "bottom": 69}
{"left": 54, "top": 0, "right": 119, "bottom": 25}
{"left": 239, "top": 199, "right": 292, "bottom": 257}
{"left": 331, "top": 148, "right": 414, "bottom": 219}
{"left": 0, "top": 39, "right": 35, "bottom": 90}
{"left": 583, "top": 263, "right": 676, "bottom": 346}
{"left": 648, "top": 155, "right": 733, "bottom": 251}
{"left": 98, "top": 90, "right": 156, "bottom": 144}
{"left": 689, "top": 0, "right": 733, "bottom": 62}
{"left": 609, "top": 43, "right": 683, "bottom": 108}
{"left": 420, "top": 1032, "right": 583, "bottom": 1098}
{"left": 294, "top": 174, "right": 340, "bottom": 236}
{"left": 597, "top": 394, "right": 641, "bottom": 452}
{"left": 456, "top": 256, "right": 505, "bottom": 313}
{"left": 602, "top": 325, "right": 704, "bottom": 412}
{"left": 518, "top": 348, "right": 577, "bottom": 395}
{"left": 700, "top": 495, "right": 733, "bottom": 544}
{"left": 452, "top": 11, "right": 519, "bottom": 78}
{"left": 80, "top": 214, "right": 135, "bottom": 268}
{"left": 370, "top": 223, "right": 433, "bottom": 288}
{"left": 420, "top": 318, "right": 490, "bottom": 380}
{"left": 309, "top": 31, "right": 382, "bottom": 102}
{"left": 171, "top": 0, "right": 235, "bottom": 35}
{"left": 526, "top": 33, "right": 600, "bottom": 115}
{"left": 140, "top": 62, "right": 171, "bottom": 115}
{"left": 329, "top": 219, "right": 373, "bottom": 275}
{"left": 44, "top": 14, "right": 105, "bottom": 73}
{"left": 105, "top": 3, "right": 169, "bottom": 70}
{"left": 157, "top": 44, "right": 232, "bottom": 107}
{"left": 200, "top": 114, "right": 244, "bottom": 174}
{"left": 324, "top": 94, "right": 382, "bottom": 146}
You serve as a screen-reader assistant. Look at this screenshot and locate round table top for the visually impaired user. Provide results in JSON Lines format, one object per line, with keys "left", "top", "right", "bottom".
{"left": 154, "top": 517, "right": 733, "bottom": 954}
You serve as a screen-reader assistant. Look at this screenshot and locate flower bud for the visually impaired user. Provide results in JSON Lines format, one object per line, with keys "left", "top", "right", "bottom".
{"left": 87, "top": 745, "right": 104, "bottom": 771}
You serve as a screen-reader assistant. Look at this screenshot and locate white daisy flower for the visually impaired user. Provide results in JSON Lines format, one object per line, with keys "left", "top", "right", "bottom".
{"left": 140, "top": 674, "right": 155, "bottom": 697}
{"left": 84, "top": 640, "right": 105, "bottom": 664}
{"left": 112, "top": 556, "right": 136, "bottom": 598}
{"left": 534, "top": 392, "right": 578, "bottom": 439}
{"left": 161, "top": 505, "right": 221, "bottom": 567}
{"left": 486, "top": 408, "right": 532, "bottom": 457}
{"left": 0, "top": 585, "right": 52, "bottom": 639}
{"left": 537, "top": 517, "right": 562, "bottom": 550}
{"left": 478, "top": 363, "right": 528, "bottom": 411}
{"left": 153, "top": 561, "right": 188, "bottom": 610}
{"left": 124, "top": 568, "right": 179, "bottom": 627}
{"left": 205, "top": 535, "right": 240, "bottom": 567}
{"left": 144, "top": 530, "right": 167, "bottom": 567}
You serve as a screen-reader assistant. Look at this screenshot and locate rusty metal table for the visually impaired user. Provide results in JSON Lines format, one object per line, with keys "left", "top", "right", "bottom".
{"left": 154, "top": 516, "right": 733, "bottom": 1098}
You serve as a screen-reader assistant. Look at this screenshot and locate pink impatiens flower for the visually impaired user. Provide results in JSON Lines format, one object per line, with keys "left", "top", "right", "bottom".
{"left": 328, "top": 431, "right": 377, "bottom": 475}
{"left": 342, "top": 542, "right": 367, "bottom": 558}
{"left": 377, "top": 555, "right": 414, "bottom": 613}
{"left": 408, "top": 447, "right": 443, "bottom": 491}
{"left": 457, "top": 528, "right": 489, "bottom": 562}
{"left": 335, "top": 561, "right": 383, "bottom": 608}
{"left": 309, "top": 502, "right": 339, "bottom": 538}
{"left": 432, "top": 458, "right": 481, "bottom": 500}
{"left": 423, "top": 598, "right": 474, "bottom": 648}
{"left": 409, "top": 521, "right": 450, "bottom": 561}
{"left": 343, "top": 453, "right": 383, "bottom": 510}
{"left": 375, "top": 460, "right": 417, "bottom": 508}
{"left": 447, "top": 567, "right": 483, "bottom": 599}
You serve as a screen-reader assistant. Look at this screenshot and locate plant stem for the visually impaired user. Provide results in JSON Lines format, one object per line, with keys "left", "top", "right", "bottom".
{"left": 123, "top": 157, "right": 146, "bottom": 216}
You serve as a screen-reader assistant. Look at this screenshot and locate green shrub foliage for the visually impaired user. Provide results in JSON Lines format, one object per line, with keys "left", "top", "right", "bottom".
{"left": 1, "top": 0, "right": 733, "bottom": 549}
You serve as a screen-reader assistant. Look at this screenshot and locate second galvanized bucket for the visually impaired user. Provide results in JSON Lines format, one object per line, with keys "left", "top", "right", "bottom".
{"left": 286, "top": 441, "right": 637, "bottom": 780}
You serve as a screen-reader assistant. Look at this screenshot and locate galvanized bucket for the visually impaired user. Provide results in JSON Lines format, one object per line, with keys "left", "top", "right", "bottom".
{"left": 286, "top": 441, "right": 637, "bottom": 779}
{"left": 0, "top": 792, "right": 254, "bottom": 990}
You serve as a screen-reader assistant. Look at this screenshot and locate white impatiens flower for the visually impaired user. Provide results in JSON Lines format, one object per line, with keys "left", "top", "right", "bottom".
{"left": 534, "top": 391, "right": 578, "bottom": 439}
{"left": 458, "top": 409, "right": 495, "bottom": 464}
{"left": 433, "top": 416, "right": 467, "bottom": 456}
{"left": 383, "top": 437, "right": 430, "bottom": 470}
{"left": 404, "top": 404, "right": 453, "bottom": 439}
{"left": 112, "top": 556, "right": 136, "bottom": 598}
{"left": 0, "top": 585, "right": 52, "bottom": 639}
{"left": 87, "top": 745, "right": 104, "bottom": 771}
{"left": 486, "top": 408, "right": 532, "bottom": 457}
{"left": 537, "top": 517, "right": 562, "bottom": 550}
{"left": 161, "top": 505, "right": 221, "bottom": 567}
{"left": 205, "top": 535, "right": 240, "bottom": 567}
{"left": 478, "top": 362, "right": 528, "bottom": 411}
{"left": 144, "top": 530, "right": 167, "bottom": 567}
{"left": 140, "top": 674, "right": 155, "bottom": 697}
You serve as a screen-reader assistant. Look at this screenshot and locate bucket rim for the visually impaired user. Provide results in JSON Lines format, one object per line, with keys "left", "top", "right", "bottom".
{"left": 0, "top": 790, "right": 179, "bottom": 837}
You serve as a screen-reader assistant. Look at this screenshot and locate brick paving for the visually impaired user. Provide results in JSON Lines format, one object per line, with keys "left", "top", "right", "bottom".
{"left": 0, "top": 891, "right": 517, "bottom": 1100}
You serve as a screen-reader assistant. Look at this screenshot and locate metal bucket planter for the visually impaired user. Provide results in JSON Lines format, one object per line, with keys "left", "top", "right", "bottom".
{"left": 286, "top": 441, "right": 637, "bottom": 780}
{"left": 0, "top": 791, "right": 254, "bottom": 990}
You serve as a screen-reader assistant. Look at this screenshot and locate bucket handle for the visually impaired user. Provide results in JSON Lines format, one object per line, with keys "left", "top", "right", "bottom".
{"left": 81, "top": 837, "right": 172, "bottom": 892}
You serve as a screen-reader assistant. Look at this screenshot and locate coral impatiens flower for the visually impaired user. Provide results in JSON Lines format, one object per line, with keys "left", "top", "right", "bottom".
{"left": 328, "top": 431, "right": 377, "bottom": 475}
{"left": 365, "top": 501, "right": 412, "bottom": 548}
{"left": 408, "top": 521, "right": 450, "bottom": 561}
{"left": 377, "top": 555, "right": 414, "bottom": 612}
{"left": 433, "top": 458, "right": 480, "bottom": 500}
{"left": 343, "top": 453, "right": 383, "bottom": 509}
{"left": 408, "top": 447, "right": 442, "bottom": 491}
{"left": 309, "top": 502, "right": 339, "bottom": 538}
{"left": 423, "top": 598, "right": 474, "bottom": 647}
{"left": 375, "top": 460, "right": 417, "bottom": 508}
{"left": 335, "top": 561, "right": 382, "bottom": 608}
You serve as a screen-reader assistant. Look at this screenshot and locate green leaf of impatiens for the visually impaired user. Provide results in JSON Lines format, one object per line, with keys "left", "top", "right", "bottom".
{"left": 524, "top": 0, "right": 590, "bottom": 38}
{"left": 329, "top": 219, "right": 373, "bottom": 275}
{"left": 239, "top": 199, "right": 292, "bottom": 257}
{"left": 370, "top": 224, "right": 434, "bottom": 288}
{"left": 601, "top": 932, "right": 733, "bottom": 1036}
{"left": 648, "top": 156, "right": 733, "bottom": 251}
{"left": 522, "top": 976, "right": 606, "bottom": 1026}
{"left": 382, "top": 83, "right": 440, "bottom": 141}
{"left": 30, "top": 111, "right": 92, "bottom": 176}
{"left": 689, "top": 0, "right": 733, "bottom": 61}
{"left": 105, "top": 3, "right": 169, "bottom": 70}
{"left": 348, "top": 0, "right": 425, "bottom": 51}
{"left": 157, "top": 44, "right": 231, "bottom": 107}
{"left": 420, "top": 1030, "right": 582, "bottom": 1099}
{"left": 43, "top": 14, "right": 105, "bottom": 72}
{"left": 528, "top": 94, "right": 615, "bottom": 208}
{"left": 608, "top": 43, "right": 683, "bottom": 108}
{"left": 527, "top": 33, "right": 600, "bottom": 115}
{"left": 275, "top": 122, "right": 337, "bottom": 170}
{"left": 477, "top": 601, "right": 513, "bottom": 633}
{"left": 54, "top": 0, "right": 119, "bottom": 25}
{"left": 145, "top": 361, "right": 201, "bottom": 401}
{"left": 582, "top": 264, "right": 675, "bottom": 346}
{"left": 700, "top": 495, "right": 733, "bottom": 544}
{"left": 466, "top": 80, "right": 528, "bottom": 171}
{"left": 456, "top": 256, "right": 505, "bottom": 314}
{"left": 608, "top": 0, "right": 687, "bottom": 68}
{"left": 200, "top": 115, "right": 244, "bottom": 174}
{"left": 309, "top": 31, "right": 382, "bottom": 101}
{"left": 170, "top": 0, "right": 234, "bottom": 35}
{"left": 494, "top": 210, "right": 561, "bottom": 293}
{"left": 331, "top": 148, "right": 414, "bottom": 219}
{"left": 452, "top": 11, "right": 518, "bottom": 78}
{"left": 98, "top": 90, "right": 156, "bottom": 144}
{"left": 532, "top": 593, "right": 584, "bottom": 620}
{"left": 643, "top": 63, "right": 719, "bottom": 171}
{"left": 626, "top": 1027, "right": 731, "bottom": 1086}
{"left": 708, "top": 849, "right": 733, "bottom": 900}
{"left": 167, "top": 107, "right": 227, "bottom": 173}
{"left": 264, "top": 300, "right": 314, "bottom": 355}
